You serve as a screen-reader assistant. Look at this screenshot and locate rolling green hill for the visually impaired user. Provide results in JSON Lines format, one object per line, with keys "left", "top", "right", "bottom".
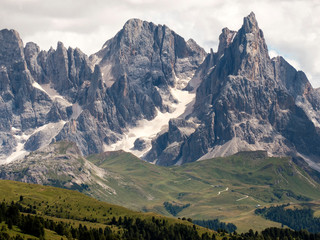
{"left": 88, "top": 150, "right": 320, "bottom": 231}
{"left": 0, "top": 180, "right": 214, "bottom": 239}
{"left": 1, "top": 142, "right": 320, "bottom": 232}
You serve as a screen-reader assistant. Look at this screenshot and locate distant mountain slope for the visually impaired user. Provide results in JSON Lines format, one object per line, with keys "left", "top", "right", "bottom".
{"left": 1, "top": 141, "right": 319, "bottom": 231}
{"left": 146, "top": 13, "right": 320, "bottom": 169}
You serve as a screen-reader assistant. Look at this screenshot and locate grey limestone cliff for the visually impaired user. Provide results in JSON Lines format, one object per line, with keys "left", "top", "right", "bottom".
{"left": 146, "top": 13, "right": 320, "bottom": 169}
{"left": 0, "top": 19, "right": 206, "bottom": 161}
{"left": 1, "top": 14, "right": 320, "bottom": 173}
{"left": 54, "top": 19, "right": 206, "bottom": 155}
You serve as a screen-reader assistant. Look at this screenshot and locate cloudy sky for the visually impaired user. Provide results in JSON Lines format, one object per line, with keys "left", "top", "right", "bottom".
{"left": 0, "top": 0, "right": 319, "bottom": 87}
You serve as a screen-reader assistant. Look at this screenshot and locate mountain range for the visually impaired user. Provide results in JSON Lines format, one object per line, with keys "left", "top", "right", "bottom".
{"left": 1, "top": 12, "right": 320, "bottom": 234}
{"left": 1, "top": 12, "right": 320, "bottom": 172}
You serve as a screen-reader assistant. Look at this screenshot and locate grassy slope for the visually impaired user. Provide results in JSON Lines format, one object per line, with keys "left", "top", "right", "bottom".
{"left": 88, "top": 150, "right": 320, "bottom": 232}
{"left": 2, "top": 141, "right": 320, "bottom": 233}
{"left": 0, "top": 180, "right": 213, "bottom": 239}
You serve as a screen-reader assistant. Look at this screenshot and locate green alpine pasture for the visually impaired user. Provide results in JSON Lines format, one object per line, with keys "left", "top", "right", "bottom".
{"left": 0, "top": 180, "right": 214, "bottom": 239}
{"left": 87, "top": 150, "right": 320, "bottom": 232}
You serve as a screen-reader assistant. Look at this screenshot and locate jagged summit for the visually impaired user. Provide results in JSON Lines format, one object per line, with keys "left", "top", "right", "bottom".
{"left": 217, "top": 27, "right": 237, "bottom": 57}
{"left": 1, "top": 14, "right": 320, "bottom": 175}
{"left": 0, "top": 29, "right": 25, "bottom": 66}
{"left": 122, "top": 18, "right": 151, "bottom": 32}
{"left": 242, "top": 12, "right": 259, "bottom": 33}
{"left": 0, "top": 28, "right": 20, "bottom": 40}
{"left": 146, "top": 13, "right": 320, "bottom": 172}
{"left": 0, "top": 18, "right": 206, "bottom": 163}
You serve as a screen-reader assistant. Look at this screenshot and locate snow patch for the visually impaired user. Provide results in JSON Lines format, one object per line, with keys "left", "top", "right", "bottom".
{"left": 40, "top": 84, "right": 72, "bottom": 106}
{"left": 2, "top": 132, "right": 30, "bottom": 165}
{"left": 34, "top": 82, "right": 83, "bottom": 119}
{"left": 231, "top": 32, "right": 237, "bottom": 43}
{"left": 297, "top": 153, "right": 320, "bottom": 173}
{"left": 71, "top": 103, "right": 83, "bottom": 119}
{"left": 1, "top": 121, "right": 67, "bottom": 165}
{"left": 295, "top": 96, "right": 320, "bottom": 128}
{"left": 100, "top": 63, "right": 115, "bottom": 87}
{"left": 104, "top": 85, "right": 196, "bottom": 158}
{"left": 32, "top": 81, "right": 48, "bottom": 93}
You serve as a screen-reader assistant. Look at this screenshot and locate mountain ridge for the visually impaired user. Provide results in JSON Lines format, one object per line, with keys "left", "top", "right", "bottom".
{"left": 145, "top": 12, "right": 320, "bottom": 170}
{"left": 0, "top": 12, "right": 320, "bottom": 174}
{"left": 0, "top": 19, "right": 206, "bottom": 163}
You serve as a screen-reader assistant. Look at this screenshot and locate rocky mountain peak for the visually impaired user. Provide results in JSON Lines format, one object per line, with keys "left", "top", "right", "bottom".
{"left": 217, "top": 27, "right": 236, "bottom": 57}
{"left": 24, "top": 42, "right": 40, "bottom": 57}
{"left": 242, "top": 12, "right": 259, "bottom": 34}
{"left": 122, "top": 18, "right": 146, "bottom": 31}
{"left": 2, "top": 14, "right": 320, "bottom": 177}
{"left": 147, "top": 12, "right": 320, "bottom": 171}
{"left": 227, "top": 12, "right": 271, "bottom": 82}
{"left": 0, "top": 29, "right": 21, "bottom": 43}
{"left": 0, "top": 29, "right": 25, "bottom": 67}
{"left": 237, "top": 12, "right": 268, "bottom": 56}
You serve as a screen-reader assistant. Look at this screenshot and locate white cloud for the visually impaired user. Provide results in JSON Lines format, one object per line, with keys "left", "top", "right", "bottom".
{"left": 0, "top": 0, "right": 319, "bottom": 87}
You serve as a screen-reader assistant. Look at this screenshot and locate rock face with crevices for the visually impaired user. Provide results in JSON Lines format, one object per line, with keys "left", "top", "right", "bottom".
{"left": 0, "top": 19, "right": 206, "bottom": 161}
{"left": 146, "top": 12, "right": 320, "bottom": 168}
{"left": 55, "top": 19, "right": 206, "bottom": 155}
{"left": 1, "top": 13, "right": 320, "bottom": 175}
{"left": 0, "top": 29, "right": 54, "bottom": 159}
{"left": 0, "top": 141, "right": 119, "bottom": 197}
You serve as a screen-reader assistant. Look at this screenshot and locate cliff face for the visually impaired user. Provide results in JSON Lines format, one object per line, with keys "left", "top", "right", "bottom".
{"left": 146, "top": 13, "right": 320, "bottom": 167}
{"left": 55, "top": 19, "right": 206, "bottom": 156}
{"left": 0, "top": 20, "right": 206, "bottom": 162}
{"left": 1, "top": 14, "right": 320, "bottom": 174}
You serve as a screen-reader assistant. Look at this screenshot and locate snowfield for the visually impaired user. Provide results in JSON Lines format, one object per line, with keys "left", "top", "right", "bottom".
{"left": 104, "top": 84, "right": 196, "bottom": 158}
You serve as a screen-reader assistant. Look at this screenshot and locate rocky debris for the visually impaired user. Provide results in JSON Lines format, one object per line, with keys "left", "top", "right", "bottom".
{"left": 145, "top": 118, "right": 198, "bottom": 165}
{"left": 0, "top": 141, "right": 117, "bottom": 195}
{"left": 24, "top": 121, "right": 66, "bottom": 151}
{"left": 146, "top": 12, "right": 320, "bottom": 168}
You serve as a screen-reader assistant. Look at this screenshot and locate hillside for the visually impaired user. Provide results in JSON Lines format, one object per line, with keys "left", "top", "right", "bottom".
{"left": 0, "top": 180, "right": 214, "bottom": 239}
{"left": 1, "top": 141, "right": 320, "bottom": 232}
{"left": 89, "top": 150, "right": 320, "bottom": 231}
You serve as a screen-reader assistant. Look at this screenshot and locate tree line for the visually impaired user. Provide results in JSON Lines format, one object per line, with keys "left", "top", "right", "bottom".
{"left": 192, "top": 219, "right": 237, "bottom": 233}
{"left": 255, "top": 204, "right": 320, "bottom": 233}
{"left": 1, "top": 199, "right": 320, "bottom": 240}
{"left": 0, "top": 200, "right": 212, "bottom": 240}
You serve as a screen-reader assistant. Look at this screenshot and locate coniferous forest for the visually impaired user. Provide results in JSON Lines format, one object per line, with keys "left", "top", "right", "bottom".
{"left": 192, "top": 219, "right": 237, "bottom": 233}
{"left": 1, "top": 200, "right": 320, "bottom": 239}
{"left": 255, "top": 204, "right": 320, "bottom": 233}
